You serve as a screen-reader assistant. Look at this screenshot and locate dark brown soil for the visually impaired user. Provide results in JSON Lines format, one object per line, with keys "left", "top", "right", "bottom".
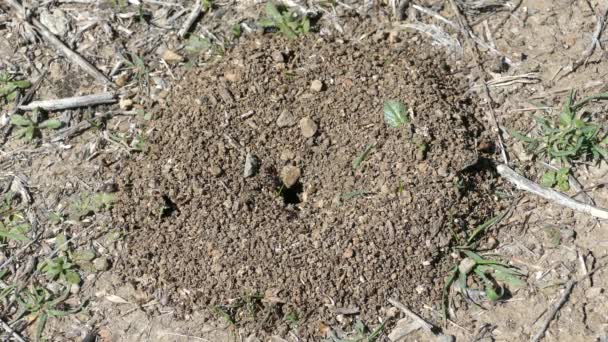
{"left": 112, "top": 31, "right": 498, "bottom": 337}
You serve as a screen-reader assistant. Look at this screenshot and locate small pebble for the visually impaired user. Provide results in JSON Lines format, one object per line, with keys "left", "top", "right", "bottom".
{"left": 342, "top": 248, "right": 354, "bottom": 258}
{"left": 271, "top": 50, "right": 285, "bottom": 63}
{"left": 281, "top": 165, "right": 301, "bottom": 188}
{"left": 276, "top": 110, "right": 297, "bottom": 127}
{"left": 436, "top": 334, "right": 456, "bottom": 342}
{"left": 244, "top": 153, "right": 260, "bottom": 178}
{"left": 93, "top": 257, "right": 110, "bottom": 272}
{"left": 458, "top": 257, "right": 476, "bottom": 275}
{"left": 119, "top": 98, "right": 133, "bottom": 110}
{"left": 209, "top": 166, "right": 223, "bottom": 177}
{"left": 280, "top": 149, "right": 295, "bottom": 161}
{"left": 161, "top": 49, "right": 184, "bottom": 63}
{"left": 310, "top": 80, "right": 324, "bottom": 92}
{"left": 300, "top": 117, "right": 318, "bottom": 138}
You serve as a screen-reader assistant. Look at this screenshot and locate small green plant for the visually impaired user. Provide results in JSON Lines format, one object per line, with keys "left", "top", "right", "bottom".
{"left": 541, "top": 167, "right": 570, "bottom": 191}
{"left": 124, "top": 53, "right": 150, "bottom": 94}
{"left": 213, "top": 292, "right": 264, "bottom": 325}
{"left": 352, "top": 144, "right": 375, "bottom": 169}
{"left": 38, "top": 256, "right": 81, "bottom": 285}
{"left": 284, "top": 310, "right": 300, "bottom": 328}
{"left": 202, "top": 0, "right": 214, "bottom": 11}
{"left": 383, "top": 100, "right": 410, "bottom": 128}
{"left": 510, "top": 90, "right": 608, "bottom": 164}
{"left": 70, "top": 192, "right": 117, "bottom": 219}
{"left": 185, "top": 35, "right": 226, "bottom": 63}
{"left": 0, "top": 209, "right": 31, "bottom": 243}
{"left": 10, "top": 110, "right": 62, "bottom": 142}
{"left": 258, "top": 2, "right": 310, "bottom": 39}
{"left": 442, "top": 215, "right": 525, "bottom": 321}
{"left": 13, "top": 286, "right": 82, "bottom": 341}
{"left": 0, "top": 72, "right": 31, "bottom": 102}
{"left": 324, "top": 320, "right": 386, "bottom": 342}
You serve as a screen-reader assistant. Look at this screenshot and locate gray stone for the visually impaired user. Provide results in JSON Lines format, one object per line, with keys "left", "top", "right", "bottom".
{"left": 436, "top": 334, "right": 456, "bottom": 342}
{"left": 458, "top": 257, "right": 476, "bottom": 275}
{"left": 93, "top": 257, "right": 110, "bottom": 272}
{"left": 310, "top": 79, "right": 324, "bottom": 92}
{"left": 40, "top": 9, "right": 69, "bottom": 37}
{"left": 244, "top": 153, "right": 260, "bottom": 178}
{"left": 281, "top": 165, "right": 301, "bottom": 188}
{"left": 276, "top": 110, "right": 297, "bottom": 127}
{"left": 300, "top": 117, "right": 318, "bottom": 138}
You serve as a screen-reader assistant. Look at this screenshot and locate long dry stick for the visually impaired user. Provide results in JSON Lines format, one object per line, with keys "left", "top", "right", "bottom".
{"left": 529, "top": 280, "right": 575, "bottom": 342}
{"left": 388, "top": 298, "right": 435, "bottom": 333}
{"left": 178, "top": 2, "right": 202, "bottom": 38}
{"left": 0, "top": 317, "right": 26, "bottom": 342}
{"left": 497, "top": 164, "right": 608, "bottom": 220}
{"left": 4, "top": 0, "right": 113, "bottom": 86}
{"left": 561, "top": 6, "right": 608, "bottom": 79}
{"left": 18, "top": 93, "right": 117, "bottom": 111}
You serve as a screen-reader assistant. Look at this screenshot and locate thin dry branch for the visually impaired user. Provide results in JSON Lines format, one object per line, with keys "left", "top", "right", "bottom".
{"left": 561, "top": 6, "right": 608, "bottom": 79}
{"left": 18, "top": 93, "right": 117, "bottom": 111}
{"left": 178, "top": 2, "right": 202, "bottom": 38}
{"left": 388, "top": 298, "right": 435, "bottom": 333}
{"left": 0, "top": 317, "right": 26, "bottom": 342}
{"left": 497, "top": 164, "right": 608, "bottom": 220}
{"left": 530, "top": 280, "right": 575, "bottom": 342}
{"left": 4, "top": 0, "right": 113, "bottom": 87}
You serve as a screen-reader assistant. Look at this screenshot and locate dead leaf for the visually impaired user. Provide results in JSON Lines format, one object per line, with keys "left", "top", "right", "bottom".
{"left": 105, "top": 294, "right": 130, "bottom": 304}
{"left": 388, "top": 318, "right": 422, "bottom": 341}
{"left": 263, "top": 288, "right": 286, "bottom": 304}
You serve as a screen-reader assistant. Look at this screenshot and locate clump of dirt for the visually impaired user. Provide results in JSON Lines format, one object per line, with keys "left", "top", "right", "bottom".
{"left": 112, "top": 31, "right": 497, "bottom": 337}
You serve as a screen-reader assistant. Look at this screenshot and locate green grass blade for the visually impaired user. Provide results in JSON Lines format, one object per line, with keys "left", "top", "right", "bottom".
{"left": 352, "top": 144, "right": 375, "bottom": 169}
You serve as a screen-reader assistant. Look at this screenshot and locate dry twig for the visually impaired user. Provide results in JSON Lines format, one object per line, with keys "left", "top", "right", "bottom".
{"left": 497, "top": 164, "right": 608, "bottom": 220}
{"left": 388, "top": 298, "right": 435, "bottom": 333}
{"left": 178, "top": 2, "right": 202, "bottom": 38}
{"left": 18, "top": 93, "right": 117, "bottom": 111}
{"left": 4, "top": 0, "right": 113, "bottom": 87}
{"left": 0, "top": 317, "right": 26, "bottom": 342}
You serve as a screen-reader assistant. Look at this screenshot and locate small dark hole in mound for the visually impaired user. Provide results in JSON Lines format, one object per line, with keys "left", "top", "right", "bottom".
{"left": 280, "top": 182, "right": 303, "bottom": 205}
{"left": 161, "top": 195, "right": 179, "bottom": 218}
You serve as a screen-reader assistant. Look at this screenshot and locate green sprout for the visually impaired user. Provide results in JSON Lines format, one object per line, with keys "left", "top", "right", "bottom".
{"left": 0, "top": 72, "right": 31, "bottom": 102}
{"left": 383, "top": 100, "right": 410, "bottom": 128}
{"left": 541, "top": 167, "right": 570, "bottom": 192}
{"left": 10, "top": 110, "right": 62, "bottom": 142}
{"left": 258, "top": 2, "right": 310, "bottom": 39}
{"left": 510, "top": 90, "right": 608, "bottom": 164}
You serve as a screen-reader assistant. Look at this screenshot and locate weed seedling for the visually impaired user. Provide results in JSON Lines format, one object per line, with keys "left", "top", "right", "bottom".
{"left": 510, "top": 90, "right": 608, "bottom": 164}
{"left": 258, "top": 2, "right": 310, "bottom": 39}
{"left": 0, "top": 207, "right": 31, "bottom": 244}
{"left": 383, "top": 100, "right": 410, "bottom": 128}
{"left": 13, "top": 286, "right": 82, "bottom": 341}
{"left": 38, "top": 256, "right": 81, "bottom": 285}
{"left": 541, "top": 167, "right": 570, "bottom": 192}
{"left": 0, "top": 72, "right": 31, "bottom": 102}
{"left": 10, "top": 110, "right": 62, "bottom": 142}
{"left": 352, "top": 144, "right": 375, "bottom": 169}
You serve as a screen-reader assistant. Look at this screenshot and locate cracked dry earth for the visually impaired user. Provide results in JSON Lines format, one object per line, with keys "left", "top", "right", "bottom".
{"left": 111, "top": 31, "right": 503, "bottom": 338}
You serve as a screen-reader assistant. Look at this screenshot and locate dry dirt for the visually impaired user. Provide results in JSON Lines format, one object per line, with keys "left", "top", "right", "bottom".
{"left": 1, "top": 0, "right": 608, "bottom": 341}
{"left": 111, "top": 29, "right": 501, "bottom": 338}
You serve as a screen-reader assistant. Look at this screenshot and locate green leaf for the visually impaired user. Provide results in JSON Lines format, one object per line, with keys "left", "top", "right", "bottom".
{"left": 12, "top": 80, "right": 31, "bottom": 89}
{"left": 0, "top": 229, "right": 30, "bottom": 242}
{"left": 39, "top": 119, "right": 62, "bottom": 129}
{"left": 383, "top": 100, "right": 409, "bottom": 128}
{"left": 35, "top": 312, "right": 48, "bottom": 342}
{"left": 265, "top": 2, "right": 283, "bottom": 21}
{"left": 64, "top": 270, "right": 81, "bottom": 285}
{"left": 10, "top": 115, "right": 32, "bottom": 127}
{"left": 72, "top": 250, "right": 96, "bottom": 262}
{"left": 25, "top": 126, "right": 35, "bottom": 141}
{"left": 257, "top": 19, "right": 276, "bottom": 28}
{"left": 55, "top": 233, "right": 68, "bottom": 251}
{"left": 301, "top": 17, "right": 310, "bottom": 33}
{"left": 352, "top": 144, "right": 375, "bottom": 169}
{"left": 508, "top": 130, "right": 535, "bottom": 143}
{"left": 541, "top": 171, "right": 556, "bottom": 187}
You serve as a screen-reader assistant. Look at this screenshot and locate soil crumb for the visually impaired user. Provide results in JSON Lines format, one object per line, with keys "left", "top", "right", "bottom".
{"left": 113, "top": 32, "right": 495, "bottom": 337}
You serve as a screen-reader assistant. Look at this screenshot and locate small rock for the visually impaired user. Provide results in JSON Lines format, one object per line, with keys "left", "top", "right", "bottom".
{"left": 281, "top": 165, "right": 301, "bottom": 188}
{"left": 280, "top": 149, "right": 295, "bottom": 161}
{"left": 70, "top": 284, "right": 81, "bottom": 294}
{"left": 342, "top": 248, "right": 354, "bottom": 258}
{"left": 486, "top": 236, "right": 498, "bottom": 249}
{"left": 300, "top": 117, "right": 318, "bottom": 138}
{"left": 560, "top": 228, "right": 576, "bottom": 240}
{"left": 271, "top": 50, "right": 285, "bottom": 63}
{"left": 224, "top": 71, "right": 240, "bottom": 82}
{"left": 513, "top": 141, "right": 533, "bottom": 162}
{"left": 115, "top": 73, "right": 130, "bottom": 87}
{"left": 161, "top": 49, "right": 184, "bottom": 63}
{"left": 209, "top": 166, "right": 223, "bottom": 177}
{"left": 310, "top": 80, "right": 324, "bottom": 92}
{"left": 276, "top": 110, "right": 297, "bottom": 127}
{"left": 244, "top": 153, "right": 260, "bottom": 178}
{"left": 436, "top": 334, "right": 456, "bottom": 342}
{"left": 458, "top": 257, "right": 476, "bottom": 275}
{"left": 40, "top": 9, "right": 69, "bottom": 37}
{"left": 93, "top": 257, "right": 110, "bottom": 272}
{"left": 119, "top": 98, "right": 133, "bottom": 110}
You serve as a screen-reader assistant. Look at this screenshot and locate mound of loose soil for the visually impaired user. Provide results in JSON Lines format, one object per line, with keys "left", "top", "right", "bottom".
{"left": 113, "top": 32, "right": 497, "bottom": 337}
